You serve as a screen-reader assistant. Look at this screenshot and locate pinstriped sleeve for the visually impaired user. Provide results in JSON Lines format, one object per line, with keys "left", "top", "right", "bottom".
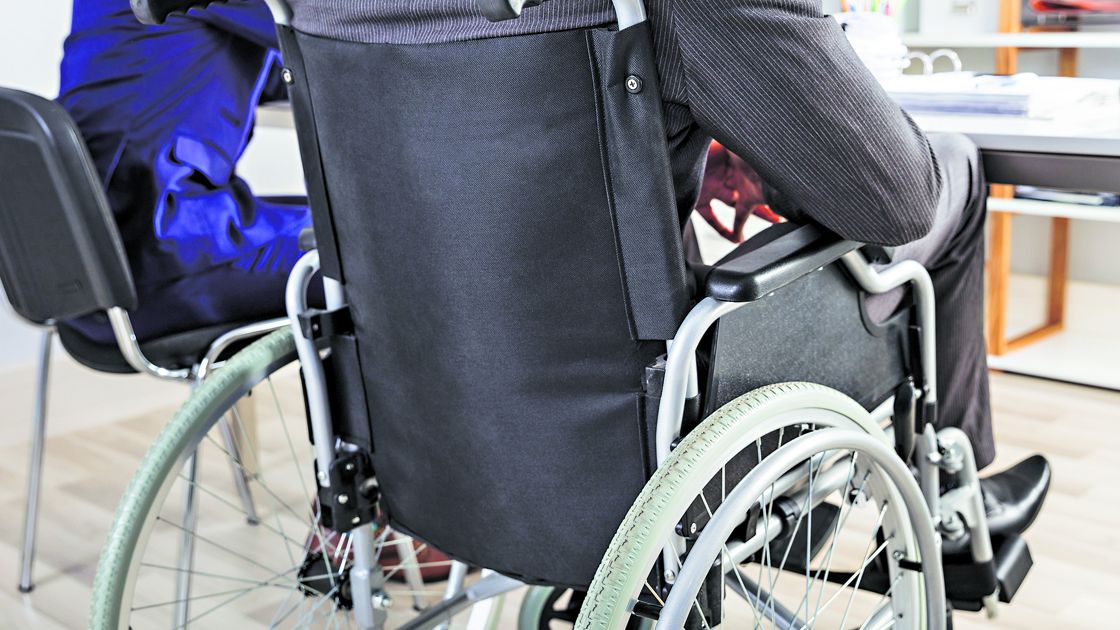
{"left": 665, "top": 0, "right": 942, "bottom": 246}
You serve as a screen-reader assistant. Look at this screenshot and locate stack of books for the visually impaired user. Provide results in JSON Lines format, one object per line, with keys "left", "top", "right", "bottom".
{"left": 1015, "top": 186, "right": 1120, "bottom": 207}
{"left": 1024, "top": 1, "right": 1120, "bottom": 27}
{"left": 882, "top": 73, "right": 1120, "bottom": 119}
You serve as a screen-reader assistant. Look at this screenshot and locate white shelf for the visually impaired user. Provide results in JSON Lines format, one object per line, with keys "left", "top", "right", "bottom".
{"left": 987, "top": 276, "right": 1120, "bottom": 391}
{"left": 903, "top": 31, "right": 1120, "bottom": 49}
{"left": 256, "top": 103, "right": 293, "bottom": 130}
{"left": 988, "top": 196, "right": 1120, "bottom": 222}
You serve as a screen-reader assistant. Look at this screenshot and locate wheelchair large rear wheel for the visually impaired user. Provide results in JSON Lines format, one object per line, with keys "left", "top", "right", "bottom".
{"left": 519, "top": 586, "right": 653, "bottom": 630}
{"left": 577, "top": 382, "right": 945, "bottom": 630}
{"left": 89, "top": 330, "right": 463, "bottom": 629}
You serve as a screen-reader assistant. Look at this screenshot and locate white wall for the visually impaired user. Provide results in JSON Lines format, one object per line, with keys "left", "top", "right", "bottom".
{"left": 0, "top": 2, "right": 72, "bottom": 369}
{"left": 0, "top": 1, "right": 70, "bottom": 96}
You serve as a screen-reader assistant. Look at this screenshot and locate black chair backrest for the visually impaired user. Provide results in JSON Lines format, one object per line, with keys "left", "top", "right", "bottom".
{"left": 0, "top": 87, "right": 136, "bottom": 324}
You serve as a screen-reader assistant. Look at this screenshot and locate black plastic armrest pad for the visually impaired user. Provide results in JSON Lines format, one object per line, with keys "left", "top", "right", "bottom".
{"left": 704, "top": 224, "right": 862, "bottom": 302}
{"left": 477, "top": 0, "right": 547, "bottom": 21}
{"left": 861, "top": 244, "right": 896, "bottom": 264}
{"left": 131, "top": 0, "right": 225, "bottom": 25}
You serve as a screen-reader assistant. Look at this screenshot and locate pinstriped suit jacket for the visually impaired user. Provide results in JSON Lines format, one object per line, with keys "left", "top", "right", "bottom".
{"left": 286, "top": 0, "right": 942, "bottom": 247}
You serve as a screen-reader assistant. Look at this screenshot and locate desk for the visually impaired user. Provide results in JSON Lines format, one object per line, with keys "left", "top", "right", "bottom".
{"left": 915, "top": 113, "right": 1120, "bottom": 191}
{"left": 915, "top": 113, "right": 1120, "bottom": 356}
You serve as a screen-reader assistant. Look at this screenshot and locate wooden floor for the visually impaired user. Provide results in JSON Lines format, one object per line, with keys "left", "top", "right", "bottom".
{"left": 0, "top": 357, "right": 1117, "bottom": 628}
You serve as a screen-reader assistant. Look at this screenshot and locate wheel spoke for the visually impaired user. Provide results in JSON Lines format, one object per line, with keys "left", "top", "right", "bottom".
{"left": 836, "top": 502, "right": 892, "bottom": 630}
{"left": 797, "top": 503, "right": 890, "bottom": 630}
{"left": 785, "top": 455, "right": 868, "bottom": 623}
{"left": 203, "top": 420, "right": 314, "bottom": 533}
{"left": 174, "top": 466, "right": 305, "bottom": 551}
{"left": 154, "top": 515, "right": 288, "bottom": 579}
{"left": 756, "top": 427, "right": 785, "bottom": 618}
{"left": 132, "top": 566, "right": 297, "bottom": 612}
{"left": 139, "top": 562, "right": 298, "bottom": 588}
{"left": 229, "top": 404, "right": 300, "bottom": 570}
{"left": 265, "top": 376, "right": 342, "bottom": 596}
{"left": 762, "top": 454, "right": 815, "bottom": 621}
{"left": 643, "top": 580, "right": 666, "bottom": 606}
{"left": 266, "top": 587, "right": 302, "bottom": 628}
{"left": 293, "top": 581, "right": 343, "bottom": 626}
{"left": 859, "top": 574, "right": 904, "bottom": 630}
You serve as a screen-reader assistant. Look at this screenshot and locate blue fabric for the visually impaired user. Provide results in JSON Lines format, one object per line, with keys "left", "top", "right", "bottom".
{"left": 59, "top": 0, "right": 309, "bottom": 343}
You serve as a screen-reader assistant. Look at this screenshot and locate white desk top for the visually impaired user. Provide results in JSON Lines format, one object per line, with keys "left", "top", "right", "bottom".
{"left": 902, "top": 31, "right": 1120, "bottom": 50}
{"left": 914, "top": 113, "right": 1120, "bottom": 157}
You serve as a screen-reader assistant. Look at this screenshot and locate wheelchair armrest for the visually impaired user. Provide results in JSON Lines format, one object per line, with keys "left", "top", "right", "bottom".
{"left": 861, "top": 244, "right": 897, "bottom": 264}
{"left": 477, "top": 0, "right": 548, "bottom": 22}
{"left": 298, "top": 227, "right": 317, "bottom": 252}
{"left": 704, "top": 223, "right": 862, "bottom": 302}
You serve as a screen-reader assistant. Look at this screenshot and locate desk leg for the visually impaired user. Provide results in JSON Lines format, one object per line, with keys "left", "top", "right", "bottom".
{"left": 1047, "top": 217, "right": 1070, "bottom": 325}
{"left": 987, "top": 187, "right": 1014, "bottom": 356}
{"left": 1004, "top": 217, "right": 1069, "bottom": 352}
{"left": 987, "top": 189, "right": 1071, "bottom": 356}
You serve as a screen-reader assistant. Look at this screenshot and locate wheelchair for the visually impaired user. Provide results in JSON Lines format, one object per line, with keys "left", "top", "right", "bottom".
{"left": 89, "top": 0, "right": 1045, "bottom": 628}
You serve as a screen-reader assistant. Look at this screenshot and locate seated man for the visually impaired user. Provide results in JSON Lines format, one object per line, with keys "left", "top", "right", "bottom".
{"left": 287, "top": 0, "right": 1047, "bottom": 533}
{"left": 58, "top": 0, "right": 310, "bottom": 343}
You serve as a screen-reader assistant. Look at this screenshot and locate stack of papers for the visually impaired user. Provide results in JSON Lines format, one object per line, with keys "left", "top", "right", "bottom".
{"left": 882, "top": 73, "right": 1120, "bottom": 119}
{"left": 1016, "top": 186, "right": 1120, "bottom": 207}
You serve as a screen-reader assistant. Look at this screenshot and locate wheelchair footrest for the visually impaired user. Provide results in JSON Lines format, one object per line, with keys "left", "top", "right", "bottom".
{"left": 947, "top": 534, "right": 1033, "bottom": 611}
{"left": 994, "top": 534, "right": 1033, "bottom": 603}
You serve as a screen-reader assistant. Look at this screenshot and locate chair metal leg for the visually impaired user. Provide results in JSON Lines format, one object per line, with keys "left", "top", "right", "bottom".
{"left": 434, "top": 561, "right": 470, "bottom": 630}
{"left": 18, "top": 329, "right": 53, "bottom": 593}
{"left": 395, "top": 534, "right": 428, "bottom": 611}
{"left": 350, "top": 525, "right": 387, "bottom": 630}
{"left": 464, "top": 571, "right": 506, "bottom": 630}
{"left": 173, "top": 452, "right": 200, "bottom": 627}
{"left": 217, "top": 415, "right": 260, "bottom": 525}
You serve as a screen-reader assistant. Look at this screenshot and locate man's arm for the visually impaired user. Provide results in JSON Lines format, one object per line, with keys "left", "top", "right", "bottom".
{"left": 668, "top": 0, "right": 942, "bottom": 246}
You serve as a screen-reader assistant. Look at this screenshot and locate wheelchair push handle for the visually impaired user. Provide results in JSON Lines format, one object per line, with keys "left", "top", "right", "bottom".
{"left": 131, "top": 0, "right": 226, "bottom": 25}
{"left": 478, "top": 0, "right": 648, "bottom": 29}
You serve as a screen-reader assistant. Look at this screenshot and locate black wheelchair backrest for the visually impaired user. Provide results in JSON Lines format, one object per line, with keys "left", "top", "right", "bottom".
{"left": 0, "top": 87, "right": 137, "bottom": 324}
{"left": 273, "top": 2, "right": 690, "bottom": 586}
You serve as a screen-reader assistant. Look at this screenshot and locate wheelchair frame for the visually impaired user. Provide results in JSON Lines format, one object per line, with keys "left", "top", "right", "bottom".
{"left": 283, "top": 242, "right": 996, "bottom": 629}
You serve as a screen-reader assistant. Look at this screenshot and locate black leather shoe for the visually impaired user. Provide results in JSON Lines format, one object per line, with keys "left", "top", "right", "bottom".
{"left": 981, "top": 454, "right": 1051, "bottom": 538}
{"left": 942, "top": 454, "right": 1051, "bottom": 556}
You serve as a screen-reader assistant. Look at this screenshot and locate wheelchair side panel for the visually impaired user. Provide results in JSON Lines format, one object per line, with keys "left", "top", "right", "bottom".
{"left": 705, "top": 264, "right": 912, "bottom": 416}
{"left": 670, "top": 264, "right": 914, "bottom": 543}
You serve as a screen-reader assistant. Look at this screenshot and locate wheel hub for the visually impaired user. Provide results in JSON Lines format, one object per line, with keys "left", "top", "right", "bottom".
{"left": 298, "top": 551, "right": 353, "bottom": 609}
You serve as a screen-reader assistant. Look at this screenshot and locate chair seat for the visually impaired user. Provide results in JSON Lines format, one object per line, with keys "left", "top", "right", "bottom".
{"left": 56, "top": 321, "right": 260, "bottom": 375}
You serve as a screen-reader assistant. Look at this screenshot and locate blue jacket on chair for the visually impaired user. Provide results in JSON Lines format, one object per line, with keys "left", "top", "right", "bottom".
{"left": 59, "top": 0, "right": 309, "bottom": 343}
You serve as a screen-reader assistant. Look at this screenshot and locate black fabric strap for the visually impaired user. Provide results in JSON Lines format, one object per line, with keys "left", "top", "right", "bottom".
{"left": 275, "top": 25, "right": 345, "bottom": 282}
{"left": 588, "top": 24, "right": 690, "bottom": 340}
